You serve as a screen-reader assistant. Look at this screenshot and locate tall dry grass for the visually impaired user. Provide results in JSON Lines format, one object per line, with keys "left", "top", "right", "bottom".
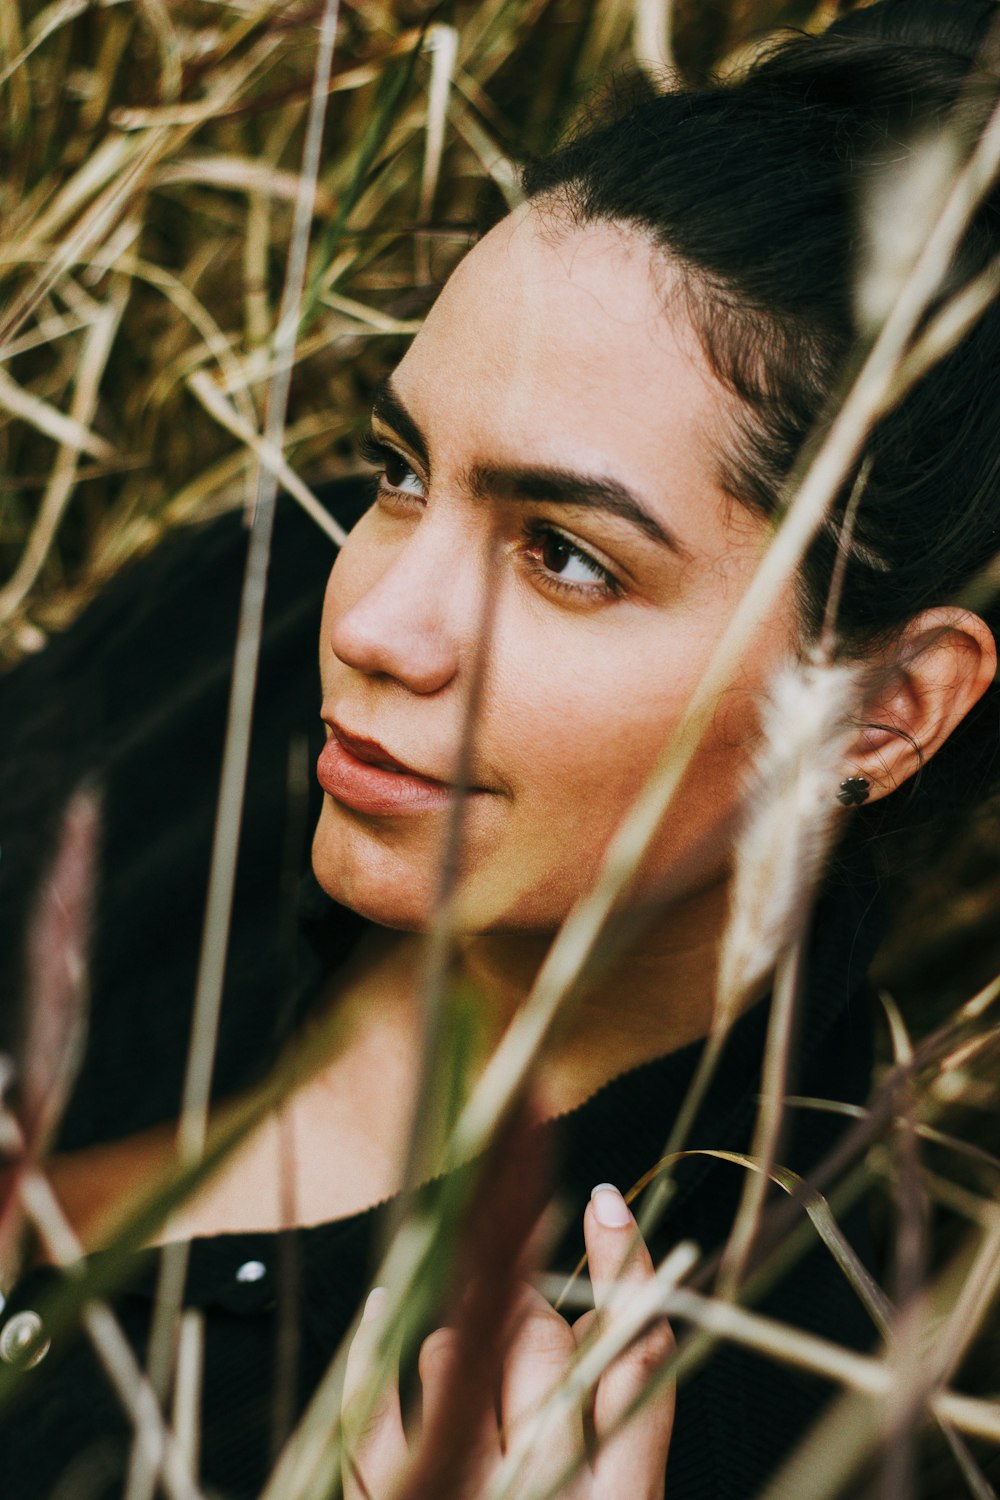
{"left": 2, "top": 3, "right": 1000, "bottom": 1499}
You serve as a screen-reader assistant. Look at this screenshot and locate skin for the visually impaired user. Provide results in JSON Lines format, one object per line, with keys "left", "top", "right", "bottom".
{"left": 343, "top": 1186, "right": 675, "bottom": 1500}
{"left": 312, "top": 207, "right": 807, "bottom": 1110}
{"left": 314, "top": 208, "right": 797, "bottom": 940}
{"left": 311, "top": 198, "right": 996, "bottom": 1111}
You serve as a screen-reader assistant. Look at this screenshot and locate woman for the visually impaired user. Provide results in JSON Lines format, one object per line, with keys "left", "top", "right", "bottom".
{"left": 1, "top": 1, "right": 998, "bottom": 1496}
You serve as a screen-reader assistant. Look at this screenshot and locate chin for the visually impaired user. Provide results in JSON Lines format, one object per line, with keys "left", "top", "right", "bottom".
{"left": 311, "top": 803, "right": 442, "bottom": 931}
{"left": 312, "top": 867, "right": 433, "bottom": 933}
{"left": 311, "top": 796, "right": 588, "bottom": 936}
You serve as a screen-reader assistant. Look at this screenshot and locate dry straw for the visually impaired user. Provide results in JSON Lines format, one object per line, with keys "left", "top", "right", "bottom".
{"left": 2, "top": 5, "right": 1000, "bottom": 1500}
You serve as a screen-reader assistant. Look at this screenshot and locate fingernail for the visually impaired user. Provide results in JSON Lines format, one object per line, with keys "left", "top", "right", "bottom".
{"left": 362, "top": 1286, "right": 388, "bottom": 1322}
{"left": 591, "top": 1183, "right": 633, "bottom": 1228}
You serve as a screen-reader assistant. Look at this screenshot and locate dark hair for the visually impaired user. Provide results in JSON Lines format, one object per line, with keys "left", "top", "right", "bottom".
{"left": 522, "top": 0, "right": 1000, "bottom": 831}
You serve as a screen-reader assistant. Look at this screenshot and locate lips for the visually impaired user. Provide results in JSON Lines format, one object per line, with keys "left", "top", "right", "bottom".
{"left": 317, "top": 719, "right": 477, "bottom": 816}
{"left": 328, "top": 724, "right": 442, "bottom": 782}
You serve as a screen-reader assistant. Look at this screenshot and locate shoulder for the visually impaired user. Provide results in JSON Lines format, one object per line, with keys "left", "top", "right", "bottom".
{"left": 0, "top": 478, "right": 373, "bottom": 1151}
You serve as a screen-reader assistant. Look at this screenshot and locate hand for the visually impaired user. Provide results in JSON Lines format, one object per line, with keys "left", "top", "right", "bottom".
{"left": 342, "top": 1183, "right": 674, "bottom": 1500}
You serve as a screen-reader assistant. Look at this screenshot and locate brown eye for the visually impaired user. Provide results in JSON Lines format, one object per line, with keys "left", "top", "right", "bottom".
{"left": 382, "top": 451, "right": 425, "bottom": 496}
{"left": 542, "top": 533, "right": 573, "bottom": 574}
{"left": 384, "top": 452, "right": 408, "bottom": 486}
{"left": 534, "top": 526, "right": 610, "bottom": 588}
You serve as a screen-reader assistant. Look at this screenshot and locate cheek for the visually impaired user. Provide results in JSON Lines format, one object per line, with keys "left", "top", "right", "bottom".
{"left": 480, "top": 641, "right": 666, "bottom": 879}
{"left": 489, "top": 611, "right": 710, "bottom": 807}
{"left": 479, "top": 615, "right": 769, "bottom": 908}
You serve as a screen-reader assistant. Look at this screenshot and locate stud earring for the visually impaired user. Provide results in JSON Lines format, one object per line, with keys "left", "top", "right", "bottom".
{"left": 837, "top": 775, "right": 871, "bottom": 806}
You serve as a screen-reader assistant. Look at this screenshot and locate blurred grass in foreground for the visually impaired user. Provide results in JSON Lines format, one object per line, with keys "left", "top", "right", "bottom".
{"left": 2, "top": 4, "right": 1000, "bottom": 1500}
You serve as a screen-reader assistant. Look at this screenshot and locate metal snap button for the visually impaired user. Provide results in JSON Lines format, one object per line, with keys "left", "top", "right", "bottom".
{"left": 0, "top": 1310, "right": 51, "bottom": 1369}
{"left": 234, "top": 1260, "right": 267, "bottom": 1285}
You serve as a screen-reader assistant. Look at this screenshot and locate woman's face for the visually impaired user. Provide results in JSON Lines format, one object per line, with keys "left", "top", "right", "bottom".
{"left": 313, "top": 207, "right": 797, "bottom": 932}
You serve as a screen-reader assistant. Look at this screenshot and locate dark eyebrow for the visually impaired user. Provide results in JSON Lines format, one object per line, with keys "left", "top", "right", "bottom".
{"left": 468, "top": 464, "right": 689, "bottom": 556}
{"left": 371, "top": 375, "right": 688, "bottom": 558}
{"left": 371, "top": 376, "right": 429, "bottom": 469}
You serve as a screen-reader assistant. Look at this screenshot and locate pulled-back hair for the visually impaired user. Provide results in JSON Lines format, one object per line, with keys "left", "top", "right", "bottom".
{"left": 522, "top": 0, "right": 1000, "bottom": 829}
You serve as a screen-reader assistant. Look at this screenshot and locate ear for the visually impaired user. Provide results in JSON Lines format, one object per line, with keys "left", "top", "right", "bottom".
{"left": 841, "top": 608, "right": 997, "bottom": 803}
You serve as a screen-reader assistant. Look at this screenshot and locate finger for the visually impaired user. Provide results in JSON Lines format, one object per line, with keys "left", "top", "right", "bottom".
{"left": 587, "top": 1184, "right": 656, "bottom": 1301}
{"left": 499, "top": 1283, "right": 589, "bottom": 1498}
{"left": 571, "top": 1309, "right": 599, "bottom": 1454}
{"left": 418, "top": 1325, "right": 503, "bottom": 1477}
{"left": 585, "top": 1186, "right": 674, "bottom": 1500}
{"left": 342, "top": 1287, "right": 407, "bottom": 1500}
{"left": 571, "top": 1308, "right": 598, "bottom": 1348}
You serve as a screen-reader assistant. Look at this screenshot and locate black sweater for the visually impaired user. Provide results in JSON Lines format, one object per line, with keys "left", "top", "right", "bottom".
{"left": 0, "top": 483, "right": 882, "bottom": 1498}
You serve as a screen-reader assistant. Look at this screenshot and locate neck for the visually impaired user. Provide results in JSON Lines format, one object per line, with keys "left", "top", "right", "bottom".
{"left": 457, "top": 875, "right": 739, "bottom": 1116}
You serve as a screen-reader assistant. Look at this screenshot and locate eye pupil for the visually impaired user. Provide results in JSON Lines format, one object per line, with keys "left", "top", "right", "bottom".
{"left": 384, "top": 453, "right": 409, "bottom": 487}
{"left": 542, "top": 534, "right": 571, "bottom": 572}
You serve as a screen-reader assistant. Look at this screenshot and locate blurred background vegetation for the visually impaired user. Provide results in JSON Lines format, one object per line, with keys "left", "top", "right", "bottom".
{"left": 0, "top": 0, "right": 845, "bottom": 658}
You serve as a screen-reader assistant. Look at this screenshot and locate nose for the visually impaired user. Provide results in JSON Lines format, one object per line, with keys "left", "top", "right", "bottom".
{"left": 329, "top": 512, "right": 474, "bottom": 695}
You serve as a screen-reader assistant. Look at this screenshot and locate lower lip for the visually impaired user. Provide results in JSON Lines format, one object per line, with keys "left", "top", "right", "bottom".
{"left": 317, "top": 736, "right": 466, "bottom": 816}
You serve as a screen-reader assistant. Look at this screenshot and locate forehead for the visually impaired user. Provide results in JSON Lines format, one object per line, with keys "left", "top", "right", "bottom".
{"left": 392, "top": 206, "right": 730, "bottom": 505}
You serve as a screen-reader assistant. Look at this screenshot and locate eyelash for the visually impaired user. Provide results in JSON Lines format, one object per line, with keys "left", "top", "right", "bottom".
{"left": 519, "top": 522, "right": 621, "bottom": 599}
{"left": 358, "top": 430, "right": 622, "bottom": 602}
{"left": 358, "top": 432, "right": 422, "bottom": 498}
